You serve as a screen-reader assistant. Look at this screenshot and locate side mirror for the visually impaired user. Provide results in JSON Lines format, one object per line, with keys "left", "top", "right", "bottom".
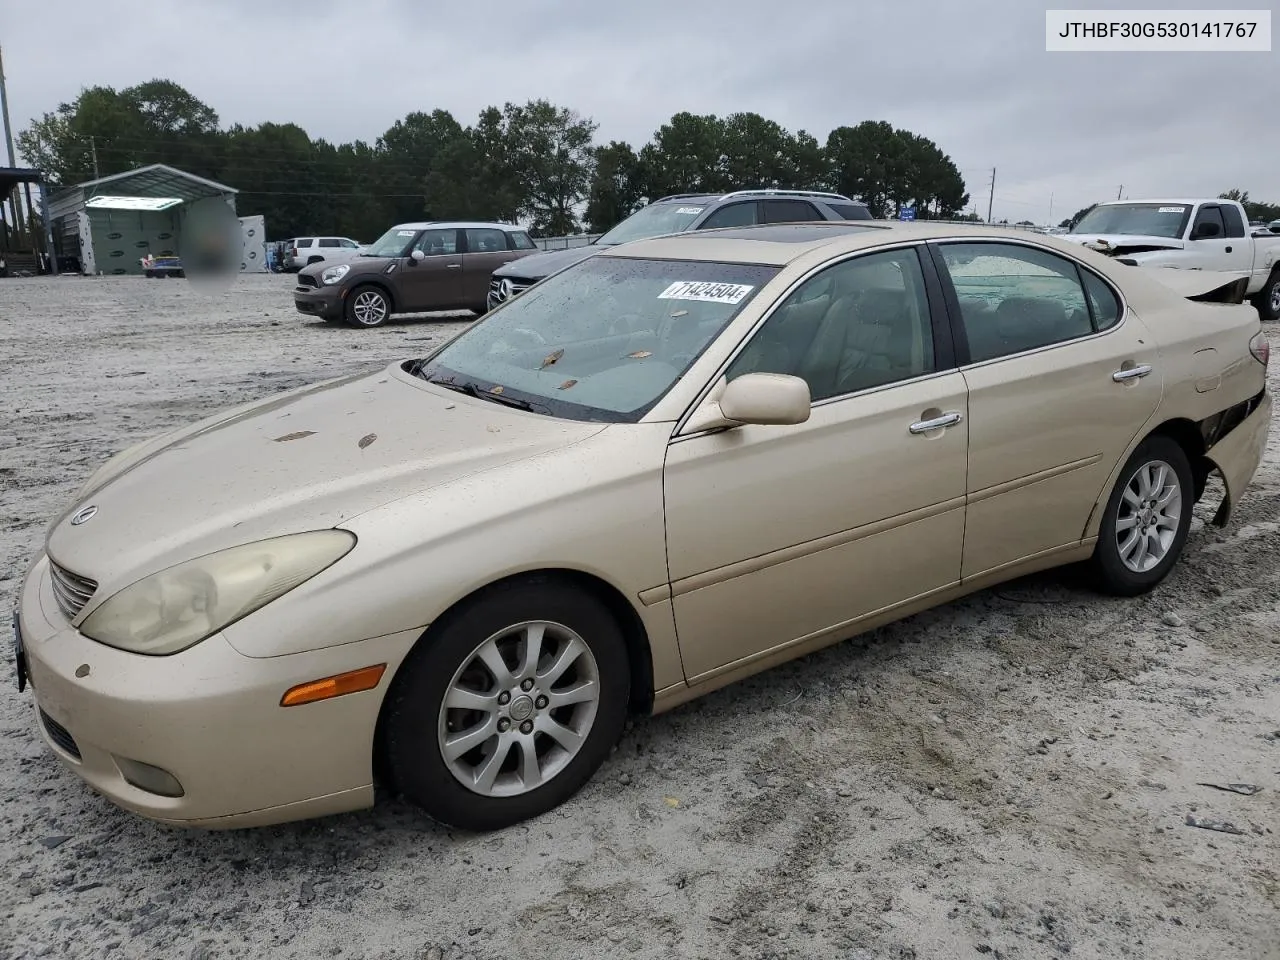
{"left": 685, "top": 373, "right": 811, "bottom": 432}
{"left": 410, "top": 249, "right": 426, "bottom": 262}
{"left": 1190, "top": 221, "right": 1221, "bottom": 240}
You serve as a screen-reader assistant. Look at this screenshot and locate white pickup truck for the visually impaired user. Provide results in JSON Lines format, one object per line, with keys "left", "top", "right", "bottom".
{"left": 1066, "top": 198, "right": 1280, "bottom": 322}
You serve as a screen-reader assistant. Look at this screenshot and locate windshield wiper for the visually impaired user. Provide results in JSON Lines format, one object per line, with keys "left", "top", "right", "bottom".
{"left": 425, "top": 376, "right": 536, "bottom": 412}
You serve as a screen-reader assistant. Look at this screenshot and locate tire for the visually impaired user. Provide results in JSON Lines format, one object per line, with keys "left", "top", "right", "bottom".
{"left": 471, "top": 303, "right": 489, "bottom": 316}
{"left": 1090, "top": 435, "right": 1194, "bottom": 596}
{"left": 1253, "top": 270, "right": 1280, "bottom": 323}
{"left": 344, "top": 285, "right": 391, "bottom": 328}
{"left": 382, "top": 578, "right": 630, "bottom": 831}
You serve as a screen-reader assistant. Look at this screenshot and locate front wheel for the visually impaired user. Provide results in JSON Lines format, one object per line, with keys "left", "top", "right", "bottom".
{"left": 345, "top": 285, "right": 391, "bottom": 328}
{"left": 382, "top": 579, "right": 630, "bottom": 830}
{"left": 1090, "top": 435, "right": 1193, "bottom": 596}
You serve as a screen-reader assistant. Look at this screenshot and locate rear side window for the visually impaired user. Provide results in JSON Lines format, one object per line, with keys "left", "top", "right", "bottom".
{"left": 318, "top": 238, "right": 340, "bottom": 248}
{"left": 938, "top": 242, "right": 1095, "bottom": 363}
{"left": 1221, "top": 204, "right": 1246, "bottom": 239}
{"left": 828, "top": 202, "right": 873, "bottom": 221}
{"left": 700, "top": 202, "right": 758, "bottom": 229}
{"left": 510, "top": 231, "right": 537, "bottom": 250}
{"left": 465, "top": 228, "right": 507, "bottom": 252}
{"left": 761, "top": 199, "right": 822, "bottom": 223}
{"left": 294, "top": 239, "right": 314, "bottom": 248}
{"left": 1080, "top": 269, "right": 1121, "bottom": 331}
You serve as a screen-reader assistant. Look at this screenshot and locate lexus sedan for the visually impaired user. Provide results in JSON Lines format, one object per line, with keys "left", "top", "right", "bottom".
{"left": 16, "top": 221, "right": 1271, "bottom": 831}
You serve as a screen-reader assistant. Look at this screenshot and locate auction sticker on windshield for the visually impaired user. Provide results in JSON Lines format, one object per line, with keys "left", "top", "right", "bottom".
{"left": 675, "top": 207, "right": 704, "bottom": 215}
{"left": 1158, "top": 206, "right": 1186, "bottom": 213}
{"left": 658, "top": 281, "right": 754, "bottom": 304}
{"left": 397, "top": 230, "right": 416, "bottom": 237}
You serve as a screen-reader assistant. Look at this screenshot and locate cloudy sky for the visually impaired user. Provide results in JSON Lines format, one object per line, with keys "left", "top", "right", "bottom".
{"left": 0, "top": 0, "right": 1275, "bottom": 224}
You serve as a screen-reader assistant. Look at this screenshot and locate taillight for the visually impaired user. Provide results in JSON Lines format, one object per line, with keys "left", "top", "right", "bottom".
{"left": 1249, "top": 331, "right": 1270, "bottom": 368}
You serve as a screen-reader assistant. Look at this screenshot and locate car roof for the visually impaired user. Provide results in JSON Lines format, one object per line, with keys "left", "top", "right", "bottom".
{"left": 390, "top": 221, "right": 525, "bottom": 231}
{"left": 598, "top": 221, "right": 1097, "bottom": 266}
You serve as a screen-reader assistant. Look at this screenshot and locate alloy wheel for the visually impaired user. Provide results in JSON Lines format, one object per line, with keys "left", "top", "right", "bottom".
{"left": 438, "top": 620, "right": 600, "bottom": 798}
{"left": 1115, "top": 459, "right": 1182, "bottom": 573}
{"left": 351, "top": 290, "right": 388, "bottom": 326}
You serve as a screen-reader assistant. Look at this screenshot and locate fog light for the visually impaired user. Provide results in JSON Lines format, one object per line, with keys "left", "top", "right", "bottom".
{"left": 115, "top": 756, "right": 185, "bottom": 797}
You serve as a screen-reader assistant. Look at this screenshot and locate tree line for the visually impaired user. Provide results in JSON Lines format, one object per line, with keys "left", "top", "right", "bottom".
{"left": 18, "top": 79, "right": 971, "bottom": 241}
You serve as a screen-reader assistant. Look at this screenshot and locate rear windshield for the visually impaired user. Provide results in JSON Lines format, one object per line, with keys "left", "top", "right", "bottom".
{"left": 414, "top": 256, "right": 780, "bottom": 422}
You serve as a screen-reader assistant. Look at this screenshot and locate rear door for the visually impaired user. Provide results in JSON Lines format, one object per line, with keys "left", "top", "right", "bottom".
{"left": 461, "top": 228, "right": 521, "bottom": 306}
{"left": 398, "top": 228, "right": 464, "bottom": 310}
{"left": 930, "top": 240, "right": 1161, "bottom": 577}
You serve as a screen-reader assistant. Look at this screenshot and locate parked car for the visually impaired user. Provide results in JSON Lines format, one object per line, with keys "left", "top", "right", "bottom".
{"left": 285, "top": 237, "right": 365, "bottom": 271}
{"left": 17, "top": 221, "right": 1270, "bottom": 832}
{"left": 1269, "top": 219, "right": 1280, "bottom": 234}
{"left": 1065, "top": 198, "right": 1280, "bottom": 321}
{"left": 293, "top": 221, "right": 538, "bottom": 327}
{"left": 487, "top": 189, "right": 872, "bottom": 310}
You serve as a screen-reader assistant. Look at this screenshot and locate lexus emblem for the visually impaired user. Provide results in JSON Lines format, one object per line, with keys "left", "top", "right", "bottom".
{"left": 70, "top": 505, "right": 98, "bottom": 526}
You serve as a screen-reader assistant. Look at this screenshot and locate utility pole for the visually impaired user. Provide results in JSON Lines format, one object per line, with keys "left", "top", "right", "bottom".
{"left": 1117, "top": 184, "right": 1123, "bottom": 200}
{"left": 1049, "top": 191, "right": 1054, "bottom": 225}
{"left": 90, "top": 136, "right": 100, "bottom": 180}
{"left": 987, "top": 167, "right": 996, "bottom": 222}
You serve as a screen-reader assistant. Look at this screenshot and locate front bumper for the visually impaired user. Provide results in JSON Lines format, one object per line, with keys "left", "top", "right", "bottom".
{"left": 16, "top": 553, "right": 421, "bottom": 829}
{"left": 293, "top": 284, "right": 343, "bottom": 320}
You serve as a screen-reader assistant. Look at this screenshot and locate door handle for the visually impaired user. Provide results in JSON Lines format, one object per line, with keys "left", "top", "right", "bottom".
{"left": 445, "top": 263, "right": 462, "bottom": 269}
{"left": 1112, "top": 364, "right": 1152, "bottom": 382}
{"left": 909, "top": 411, "right": 963, "bottom": 435}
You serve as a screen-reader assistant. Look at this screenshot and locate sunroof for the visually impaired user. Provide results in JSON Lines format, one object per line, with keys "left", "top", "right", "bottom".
{"left": 700, "top": 223, "right": 889, "bottom": 243}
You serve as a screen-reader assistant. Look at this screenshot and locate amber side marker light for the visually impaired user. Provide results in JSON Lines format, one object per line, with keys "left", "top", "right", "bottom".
{"left": 281, "top": 664, "right": 387, "bottom": 707}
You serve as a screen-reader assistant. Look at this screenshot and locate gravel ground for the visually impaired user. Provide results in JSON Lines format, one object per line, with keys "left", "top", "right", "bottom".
{"left": 2, "top": 273, "right": 1279, "bottom": 960}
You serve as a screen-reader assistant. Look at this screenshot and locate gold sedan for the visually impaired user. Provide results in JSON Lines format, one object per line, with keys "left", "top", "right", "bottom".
{"left": 15, "top": 221, "right": 1271, "bottom": 830}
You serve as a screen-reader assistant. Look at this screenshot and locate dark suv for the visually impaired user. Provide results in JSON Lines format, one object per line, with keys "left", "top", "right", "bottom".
{"left": 487, "top": 190, "right": 871, "bottom": 310}
{"left": 294, "top": 221, "right": 538, "bottom": 328}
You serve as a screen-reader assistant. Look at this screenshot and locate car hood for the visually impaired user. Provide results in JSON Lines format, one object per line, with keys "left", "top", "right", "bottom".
{"left": 298, "top": 256, "right": 395, "bottom": 280}
{"left": 45, "top": 364, "right": 605, "bottom": 596}
{"left": 491, "top": 244, "right": 604, "bottom": 281}
{"left": 1062, "top": 234, "right": 1185, "bottom": 256}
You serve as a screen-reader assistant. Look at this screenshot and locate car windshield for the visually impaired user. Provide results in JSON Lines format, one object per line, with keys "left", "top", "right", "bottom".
{"left": 413, "top": 256, "right": 779, "bottom": 423}
{"left": 1071, "top": 203, "right": 1191, "bottom": 239}
{"left": 362, "top": 226, "right": 420, "bottom": 258}
{"left": 595, "top": 202, "right": 712, "bottom": 246}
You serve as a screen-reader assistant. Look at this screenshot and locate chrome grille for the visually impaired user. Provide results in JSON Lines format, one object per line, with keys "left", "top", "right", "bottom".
{"left": 40, "top": 709, "right": 81, "bottom": 759}
{"left": 488, "top": 276, "right": 535, "bottom": 304}
{"left": 48, "top": 560, "right": 97, "bottom": 620}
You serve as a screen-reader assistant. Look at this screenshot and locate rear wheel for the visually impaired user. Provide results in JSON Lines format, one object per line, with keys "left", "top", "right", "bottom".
{"left": 1090, "top": 435, "right": 1193, "bottom": 596}
{"left": 382, "top": 578, "right": 630, "bottom": 830}
{"left": 345, "top": 285, "right": 391, "bottom": 328}
{"left": 1254, "top": 270, "right": 1280, "bottom": 323}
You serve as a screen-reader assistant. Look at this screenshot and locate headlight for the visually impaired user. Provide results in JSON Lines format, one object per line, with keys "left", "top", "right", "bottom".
{"left": 80, "top": 530, "right": 356, "bottom": 655}
{"left": 321, "top": 264, "right": 350, "bottom": 285}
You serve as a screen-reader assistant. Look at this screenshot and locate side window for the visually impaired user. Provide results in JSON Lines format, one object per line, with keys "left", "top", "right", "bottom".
{"left": 938, "top": 243, "right": 1094, "bottom": 364}
{"left": 318, "top": 238, "right": 340, "bottom": 248}
{"left": 295, "top": 239, "right": 314, "bottom": 248}
{"left": 341, "top": 239, "right": 360, "bottom": 248}
{"left": 1191, "top": 205, "right": 1225, "bottom": 239}
{"left": 413, "top": 229, "right": 459, "bottom": 256}
{"left": 828, "top": 202, "right": 873, "bottom": 221}
{"left": 1080, "top": 269, "right": 1122, "bottom": 331}
{"left": 1220, "top": 204, "right": 1246, "bottom": 239}
{"left": 465, "top": 228, "right": 507, "bottom": 253}
{"left": 700, "top": 202, "right": 758, "bottom": 229}
{"left": 726, "top": 248, "right": 936, "bottom": 402}
{"left": 761, "top": 199, "right": 822, "bottom": 223}
{"left": 510, "top": 231, "right": 537, "bottom": 250}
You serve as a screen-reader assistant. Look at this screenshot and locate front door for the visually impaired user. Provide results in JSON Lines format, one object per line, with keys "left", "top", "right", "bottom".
{"left": 930, "top": 240, "right": 1162, "bottom": 577}
{"left": 663, "top": 245, "right": 969, "bottom": 681}
{"left": 399, "top": 228, "right": 464, "bottom": 311}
